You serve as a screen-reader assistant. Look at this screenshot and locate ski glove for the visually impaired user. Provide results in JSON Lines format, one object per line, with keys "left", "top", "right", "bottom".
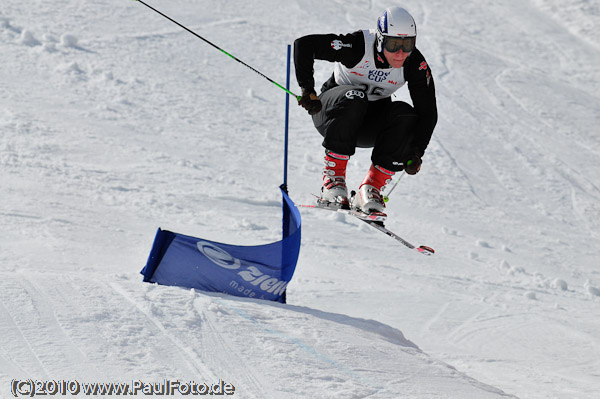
{"left": 405, "top": 156, "right": 422, "bottom": 175}
{"left": 298, "top": 88, "right": 322, "bottom": 115}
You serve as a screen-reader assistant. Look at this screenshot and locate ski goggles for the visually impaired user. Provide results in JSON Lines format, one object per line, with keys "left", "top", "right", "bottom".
{"left": 383, "top": 36, "right": 416, "bottom": 53}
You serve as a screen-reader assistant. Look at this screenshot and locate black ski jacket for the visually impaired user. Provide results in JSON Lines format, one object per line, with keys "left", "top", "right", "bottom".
{"left": 294, "top": 30, "right": 438, "bottom": 157}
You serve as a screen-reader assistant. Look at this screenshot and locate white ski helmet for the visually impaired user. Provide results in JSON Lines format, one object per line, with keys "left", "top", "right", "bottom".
{"left": 376, "top": 7, "right": 417, "bottom": 53}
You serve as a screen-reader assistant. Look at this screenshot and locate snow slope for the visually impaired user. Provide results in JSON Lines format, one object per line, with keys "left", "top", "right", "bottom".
{"left": 1, "top": 0, "right": 599, "bottom": 398}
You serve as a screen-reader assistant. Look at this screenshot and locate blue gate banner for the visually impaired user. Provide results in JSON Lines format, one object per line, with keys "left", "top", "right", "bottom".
{"left": 141, "top": 188, "right": 301, "bottom": 303}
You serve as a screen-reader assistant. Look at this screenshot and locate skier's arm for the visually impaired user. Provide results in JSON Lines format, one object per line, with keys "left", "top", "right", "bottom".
{"left": 294, "top": 31, "right": 364, "bottom": 93}
{"left": 405, "top": 49, "right": 438, "bottom": 158}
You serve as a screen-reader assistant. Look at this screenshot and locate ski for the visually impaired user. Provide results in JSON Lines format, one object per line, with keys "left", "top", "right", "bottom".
{"left": 361, "top": 219, "right": 435, "bottom": 256}
{"left": 299, "top": 203, "right": 387, "bottom": 222}
{"left": 298, "top": 202, "right": 435, "bottom": 256}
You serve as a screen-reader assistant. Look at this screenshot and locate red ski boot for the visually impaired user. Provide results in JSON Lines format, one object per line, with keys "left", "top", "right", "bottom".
{"left": 352, "top": 164, "right": 395, "bottom": 216}
{"left": 321, "top": 150, "right": 350, "bottom": 207}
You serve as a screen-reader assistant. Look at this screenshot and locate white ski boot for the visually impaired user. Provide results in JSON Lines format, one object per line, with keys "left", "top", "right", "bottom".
{"left": 352, "top": 164, "right": 395, "bottom": 215}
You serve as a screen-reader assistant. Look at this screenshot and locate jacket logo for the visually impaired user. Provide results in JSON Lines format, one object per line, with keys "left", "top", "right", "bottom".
{"left": 331, "top": 40, "right": 352, "bottom": 50}
{"left": 419, "top": 61, "right": 428, "bottom": 71}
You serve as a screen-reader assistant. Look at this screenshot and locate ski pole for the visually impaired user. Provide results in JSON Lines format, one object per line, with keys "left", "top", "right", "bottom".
{"left": 383, "top": 160, "right": 412, "bottom": 202}
{"left": 383, "top": 172, "right": 404, "bottom": 202}
{"left": 133, "top": 0, "right": 300, "bottom": 100}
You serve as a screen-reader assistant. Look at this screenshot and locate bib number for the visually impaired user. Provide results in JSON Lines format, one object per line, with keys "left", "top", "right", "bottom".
{"left": 357, "top": 84, "right": 385, "bottom": 97}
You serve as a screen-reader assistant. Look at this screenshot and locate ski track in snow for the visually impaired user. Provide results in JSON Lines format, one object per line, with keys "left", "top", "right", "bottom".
{"left": 0, "top": 272, "right": 517, "bottom": 398}
{"left": 1, "top": 0, "right": 600, "bottom": 398}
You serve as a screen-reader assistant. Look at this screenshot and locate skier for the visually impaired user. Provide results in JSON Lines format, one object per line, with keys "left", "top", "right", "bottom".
{"left": 294, "top": 6, "right": 438, "bottom": 217}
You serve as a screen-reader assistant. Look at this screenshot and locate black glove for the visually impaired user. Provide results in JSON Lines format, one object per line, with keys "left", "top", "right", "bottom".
{"left": 298, "top": 88, "right": 322, "bottom": 115}
{"left": 405, "top": 156, "right": 422, "bottom": 175}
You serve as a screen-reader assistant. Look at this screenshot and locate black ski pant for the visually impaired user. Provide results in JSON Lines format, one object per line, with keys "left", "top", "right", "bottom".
{"left": 312, "top": 85, "right": 418, "bottom": 172}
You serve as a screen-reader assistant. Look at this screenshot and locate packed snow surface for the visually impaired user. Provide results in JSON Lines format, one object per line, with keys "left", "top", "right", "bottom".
{"left": 1, "top": 0, "right": 599, "bottom": 398}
